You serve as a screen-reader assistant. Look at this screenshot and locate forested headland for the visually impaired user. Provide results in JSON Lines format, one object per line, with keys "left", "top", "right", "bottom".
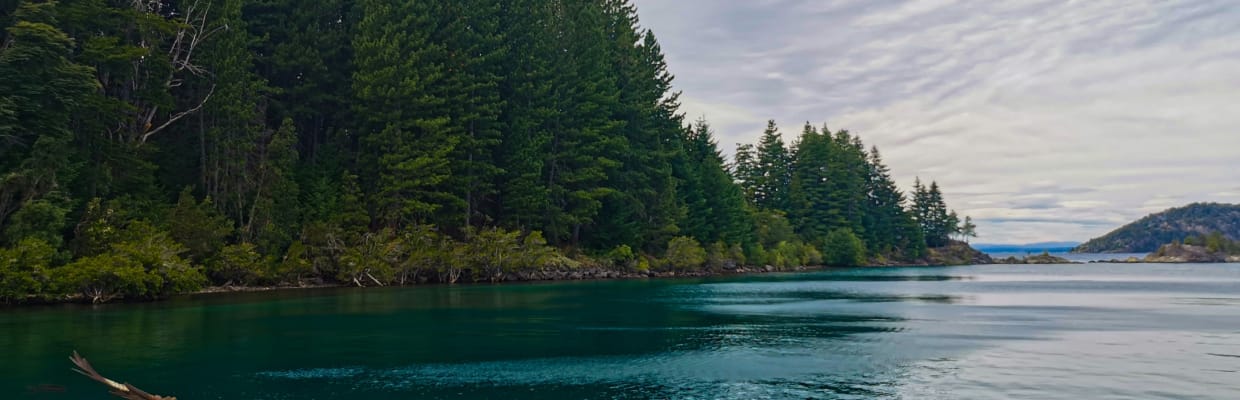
{"left": 0, "top": 0, "right": 976, "bottom": 304}
{"left": 1073, "top": 203, "right": 1240, "bottom": 253}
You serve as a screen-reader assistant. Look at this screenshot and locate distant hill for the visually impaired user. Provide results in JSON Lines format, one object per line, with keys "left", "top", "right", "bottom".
{"left": 973, "top": 242, "right": 1080, "bottom": 253}
{"left": 1072, "top": 203, "right": 1240, "bottom": 253}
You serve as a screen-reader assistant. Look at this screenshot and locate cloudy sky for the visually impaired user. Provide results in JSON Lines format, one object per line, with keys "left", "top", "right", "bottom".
{"left": 630, "top": 0, "right": 1240, "bottom": 244}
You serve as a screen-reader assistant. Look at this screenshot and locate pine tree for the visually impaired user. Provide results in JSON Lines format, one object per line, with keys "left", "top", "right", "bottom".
{"left": 862, "top": 146, "right": 915, "bottom": 255}
{"left": 197, "top": 0, "right": 274, "bottom": 243}
{"left": 733, "top": 143, "right": 762, "bottom": 204}
{"left": 496, "top": 0, "right": 555, "bottom": 232}
{"left": 353, "top": 0, "right": 457, "bottom": 227}
{"left": 244, "top": 0, "right": 356, "bottom": 160}
{"left": 542, "top": 1, "right": 624, "bottom": 246}
{"left": 753, "top": 120, "right": 791, "bottom": 211}
{"left": 591, "top": 2, "right": 685, "bottom": 251}
{"left": 679, "top": 118, "right": 751, "bottom": 246}
{"left": 441, "top": 0, "right": 506, "bottom": 230}
{"left": 788, "top": 122, "right": 832, "bottom": 244}
{"left": 913, "top": 180, "right": 953, "bottom": 247}
{"left": 960, "top": 216, "right": 977, "bottom": 243}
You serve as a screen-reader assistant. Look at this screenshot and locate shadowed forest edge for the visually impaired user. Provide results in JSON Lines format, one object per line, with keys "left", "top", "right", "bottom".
{"left": 0, "top": 0, "right": 979, "bottom": 304}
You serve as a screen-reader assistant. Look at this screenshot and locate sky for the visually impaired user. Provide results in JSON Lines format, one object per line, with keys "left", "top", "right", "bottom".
{"left": 629, "top": 0, "right": 1240, "bottom": 244}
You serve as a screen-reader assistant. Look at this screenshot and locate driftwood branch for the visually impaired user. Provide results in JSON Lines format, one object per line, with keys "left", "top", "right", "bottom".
{"left": 69, "top": 351, "right": 176, "bottom": 400}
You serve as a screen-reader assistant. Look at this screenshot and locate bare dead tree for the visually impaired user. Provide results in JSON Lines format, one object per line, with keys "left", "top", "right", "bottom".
{"left": 124, "top": 0, "right": 226, "bottom": 146}
{"left": 69, "top": 351, "right": 176, "bottom": 400}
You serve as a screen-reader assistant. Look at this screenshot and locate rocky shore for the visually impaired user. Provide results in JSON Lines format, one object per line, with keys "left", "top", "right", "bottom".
{"left": 1142, "top": 244, "right": 1240, "bottom": 263}
{"left": 991, "top": 252, "right": 1078, "bottom": 264}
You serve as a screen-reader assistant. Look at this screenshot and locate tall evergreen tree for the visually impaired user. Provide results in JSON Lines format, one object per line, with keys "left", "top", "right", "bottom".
{"left": 542, "top": 0, "right": 624, "bottom": 246}
{"left": 733, "top": 143, "right": 761, "bottom": 204}
{"left": 441, "top": 0, "right": 506, "bottom": 230}
{"left": 753, "top": 120, "right": 791, "bottom": 211}
{"left": 787, "top": 122, "right": 832, "bottom": 244}
{"left": 245, "top": 0, "right": 356, "bottom": 160}
{"left": 496, "top": 0, "right": 555, "bottom": 232}
{"left": 353, "top": 0, "right": 457, "bottom": 227}
{"left": 679, "top": 118, "right": 751, "bottom": 246}
{"left": 592, "top": 2, "right": 684, "bottom": 251}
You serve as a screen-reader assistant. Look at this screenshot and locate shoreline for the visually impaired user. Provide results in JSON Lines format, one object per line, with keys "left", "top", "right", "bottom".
{"left": 5, "top": 263, "right": 963, "bottom": 308}
{"left": 10, "top": 259, "right": 1236, "bottom": 308}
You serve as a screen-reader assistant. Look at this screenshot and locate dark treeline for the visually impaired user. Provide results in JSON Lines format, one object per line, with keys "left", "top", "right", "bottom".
{"left": 0, "top": 0, "right": 972, "bottom": 303}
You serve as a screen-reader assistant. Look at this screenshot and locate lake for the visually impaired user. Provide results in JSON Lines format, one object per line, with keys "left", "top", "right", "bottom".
{"left": 3, "top": 263, "right": 1239, "bottom": 399}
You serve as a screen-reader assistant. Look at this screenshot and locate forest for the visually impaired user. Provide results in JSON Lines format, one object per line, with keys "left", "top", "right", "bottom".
{"left": 0, "top": 0, "right": 973, "bottom": 303}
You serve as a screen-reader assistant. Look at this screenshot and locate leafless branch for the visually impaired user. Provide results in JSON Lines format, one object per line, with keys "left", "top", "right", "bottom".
{"left": 69, "top": 351, "right": 177, "bottom": 400}
{"left": 140, "top": 84, "right": 214, "bottom": 144}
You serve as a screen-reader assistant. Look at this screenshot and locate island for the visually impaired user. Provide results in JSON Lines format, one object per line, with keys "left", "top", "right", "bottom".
{"left": 1072, "top": 203, "right": 1240, "bottom": 253}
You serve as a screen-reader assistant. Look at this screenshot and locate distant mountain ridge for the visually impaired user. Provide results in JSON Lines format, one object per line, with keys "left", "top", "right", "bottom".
{"left": 973, "top": 242, "right": 1080, "bottom": 253}
{"left": 1072, "top": 203, "right": 1240, "bottom": 253}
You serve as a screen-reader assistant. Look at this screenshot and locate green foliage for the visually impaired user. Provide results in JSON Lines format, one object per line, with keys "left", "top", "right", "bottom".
{"left": 0, "top": 238, "right": 54, "bottom": 302}
{"left": 661, "top": 236, "right": 706, "bottom": 271}
{"left": 462, "top": 227, "right": 521, "bottom": 282}
{"left": 1181, "top": 231, "right": 1239, "bottom": 255}
{"left": 3, "top": 196, "right": 69, "bottom": 249}
{"left": 750, "top": 120, "right": 791, "bottom": 211}
{"left": 752, "top": 210, "right": 797, "bottom": 248}
{"left": 727, "top": 243, "right": 747, "bottom": 267}
{"left": 604, "top": 244, "right": 637, "bottom": 269}
{"left": 745, "top": 243, "right": 770, "bottom": 267}
{"left": 912, "top": 179, "right": 957, "bottom": 248}
{"left": 516, "top": 231, "right": 569, "bottom": 270}
{"left": 70, "top": 199, "right": 124, "bottom": 257}
{"left": 353, "top": 0, "right": 458, "bottom": 227}
{"left": 706, "top": 241, "right": 728, "bottom": 270}
{"left": 57, "top": 221, "right": 205, "bottom": 302}
{"left": 823, "top": 228, "right": 866, "bottom": 267}
{"left": 168, "top": 188, "right": 233, "bottom": 263}
{"left": 0, "top": 2, "right": 97, "bottom": 237}
{"left": 0, "top": 0, "right": 971, "bottom": 302}
{"left": 57, "top": 254, "right": 156, "bottom": 303}
{"left": 211, "top": 243, "right": 267, "bottom": 286}
{"left": 337, "top": 230, "right": 398, "bottom": 286}
{"left": 274, "top": 241, "right": 314, "bottom": 284}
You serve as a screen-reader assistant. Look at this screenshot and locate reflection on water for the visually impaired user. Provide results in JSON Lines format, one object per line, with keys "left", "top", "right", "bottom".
{"left": 2, "top": 263, "right": 1239, "bottom": 399}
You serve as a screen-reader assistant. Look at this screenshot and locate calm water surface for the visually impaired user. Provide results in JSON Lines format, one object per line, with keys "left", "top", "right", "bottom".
{"left": 3, "top": 263, "right": 1239, "bottom": 399}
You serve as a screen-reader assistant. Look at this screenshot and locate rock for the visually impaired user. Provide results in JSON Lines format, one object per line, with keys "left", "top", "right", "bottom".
{"left": 927, "top": 241, "right": 993, "bottom": 265}
{"left": 1145, "top": 244, "right": 1228, "bottom": 263}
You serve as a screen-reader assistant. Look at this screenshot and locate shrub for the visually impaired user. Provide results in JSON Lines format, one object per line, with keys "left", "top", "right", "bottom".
{"left": 663, "top": 236, "right": 706, "bottom": 271}
{"left": 337, "top": 230, "right": 398, "bottom": 286}
{"left": 55, "top": 221, "right": 206, "bottom": 302}
{"left": 56, "top": 254, "right": 157, "bottom": 303}
{"left": 274, "top": 241, "right": 314, "bottom": 285}
{"left": 728, "top": 243, "right": 747, "bottom": 266}
{"left": 210, "top": 243, "right": 267, "bottom": 286}
{"left": 604, "top": 244, "right": 636, "bottom": 269}
{"left": 0, "top": 238, "right": 55, "bottom": 303}
{"left": 464, "top": 227, "right": 521, "bottom": 282}
{"left": 824, "top": 228, "right": 866, "bottom": 267}
{"left": 745, "top": 243, "right": 769, "bottom": 267}
{"left": 4, "top": 197, "right": 69, "bottom": 249}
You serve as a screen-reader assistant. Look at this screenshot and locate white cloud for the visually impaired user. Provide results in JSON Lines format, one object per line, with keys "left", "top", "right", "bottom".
{"left": 632, "top": 0, "right": 1240, "bottom": 243}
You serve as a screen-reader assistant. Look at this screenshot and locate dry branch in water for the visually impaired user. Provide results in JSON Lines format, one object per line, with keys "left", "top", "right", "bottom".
{"left": 69, "top": 351, "right": 176, "bottom": 400}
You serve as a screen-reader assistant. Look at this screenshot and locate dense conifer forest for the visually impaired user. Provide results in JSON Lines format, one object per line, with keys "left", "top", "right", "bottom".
{"left": 0, "top": 0, "right": 972, "bottom": 303}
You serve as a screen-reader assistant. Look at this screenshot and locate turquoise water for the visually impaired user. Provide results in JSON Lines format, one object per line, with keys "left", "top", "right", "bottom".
{"left": 3, "top": 263, "right": 1239, "bottom": 399}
